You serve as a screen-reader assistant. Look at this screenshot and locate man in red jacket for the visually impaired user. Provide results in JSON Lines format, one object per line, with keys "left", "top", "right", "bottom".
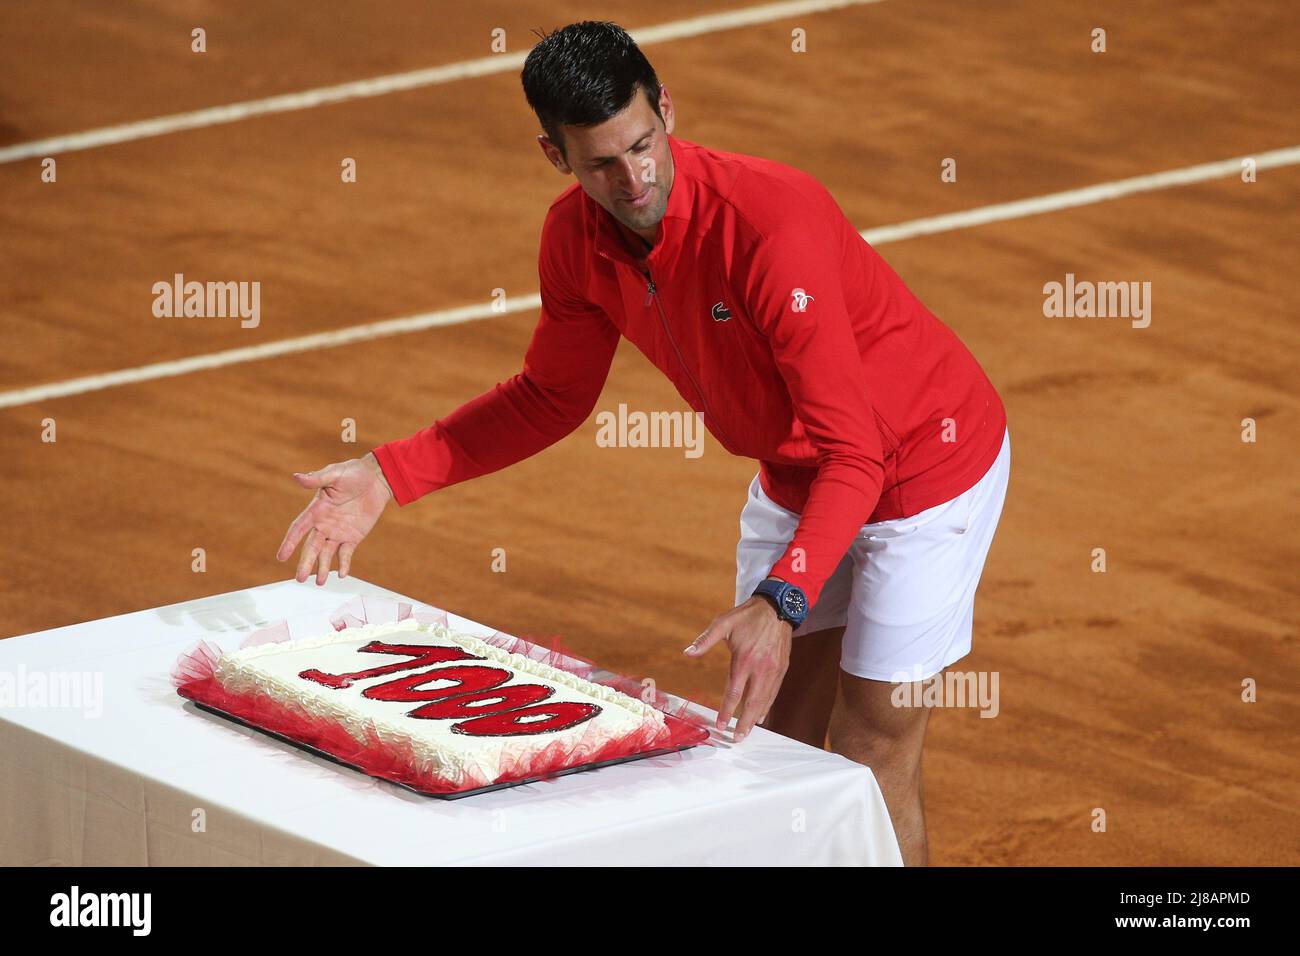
{"left": 277, "top": 22, "right": 1008, "bottom": 865}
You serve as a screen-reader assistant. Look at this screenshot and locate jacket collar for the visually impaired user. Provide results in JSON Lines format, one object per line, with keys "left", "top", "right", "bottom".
{"left": 591, "top": 133, "right": 693, "bottom": 268}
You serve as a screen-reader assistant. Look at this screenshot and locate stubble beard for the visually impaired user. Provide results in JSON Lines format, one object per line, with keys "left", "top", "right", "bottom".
{"left": 612, "top": 181, "right": 668, "bottom": 234}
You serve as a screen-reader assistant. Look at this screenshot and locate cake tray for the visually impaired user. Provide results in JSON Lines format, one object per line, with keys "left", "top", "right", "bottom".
{"left": 183, "top": 693, "right": 710, "bottom": 799}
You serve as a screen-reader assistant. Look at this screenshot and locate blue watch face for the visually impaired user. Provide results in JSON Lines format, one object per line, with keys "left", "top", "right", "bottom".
{"left": 781, "top": 587, "right": 807, "bottom": 619}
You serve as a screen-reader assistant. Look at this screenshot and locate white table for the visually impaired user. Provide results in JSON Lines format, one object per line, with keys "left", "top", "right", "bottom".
{"left": 0, "top": 579, "right": 903, "bottom": 866}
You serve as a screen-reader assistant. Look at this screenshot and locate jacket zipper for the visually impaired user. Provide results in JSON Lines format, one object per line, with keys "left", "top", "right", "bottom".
{"left": 642, "top": 263, "right": 734, "bottom": 449}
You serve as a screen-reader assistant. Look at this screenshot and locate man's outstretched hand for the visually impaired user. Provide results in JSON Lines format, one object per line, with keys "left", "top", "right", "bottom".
{"left": 276, "top": 452, "right": 394, "bottom": 585}
{"left": 683, "top": 594, "right": 792, "bottom": 743}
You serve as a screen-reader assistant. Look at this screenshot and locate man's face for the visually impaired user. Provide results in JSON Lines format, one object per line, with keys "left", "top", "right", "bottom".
{"left": 539, "top": 85, "right": 676, "bottom": 241}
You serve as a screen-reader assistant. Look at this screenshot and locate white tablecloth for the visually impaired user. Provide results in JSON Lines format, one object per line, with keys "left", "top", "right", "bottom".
{"left": 0, "top": 578, "right": 902, "bottom": 866}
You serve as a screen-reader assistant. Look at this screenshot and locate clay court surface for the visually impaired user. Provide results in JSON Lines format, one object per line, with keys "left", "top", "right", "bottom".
{"left": 2, "top": 0, "right": 1297, "bottom": 864}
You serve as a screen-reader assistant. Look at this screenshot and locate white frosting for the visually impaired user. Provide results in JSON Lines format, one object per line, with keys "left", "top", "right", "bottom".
{"left": 214, "top": 619, "right": 666, "bottom": 787}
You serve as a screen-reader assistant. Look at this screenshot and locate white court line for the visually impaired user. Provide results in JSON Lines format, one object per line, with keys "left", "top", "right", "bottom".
{"left": 0, "top": 0, "right": 885, "bottom": 165}
{"left": 860, "top": 148, "right": 1298, "bottom": 244}
{"left": 0, "top": 296, "right": 540, "bottom": 409}
{"left": 2, "top": 145, "right": 1292, "bottom": 411}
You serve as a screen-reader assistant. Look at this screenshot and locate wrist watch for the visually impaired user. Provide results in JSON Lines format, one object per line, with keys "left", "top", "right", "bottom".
{"left": 752, "top": 577, "right": 809, "bottom": 628}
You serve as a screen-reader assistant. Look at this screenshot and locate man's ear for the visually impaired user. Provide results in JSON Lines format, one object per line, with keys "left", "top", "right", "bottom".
{"left": 659, "top": 86, "right": 676, "bottom": 135}
{"left": 537, "top": 134, "right": 571, "bottom": 174}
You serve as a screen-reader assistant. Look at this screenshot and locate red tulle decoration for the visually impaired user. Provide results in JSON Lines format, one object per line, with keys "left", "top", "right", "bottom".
{"left": 172, "top": 598, "right": 710, "bottom": 795}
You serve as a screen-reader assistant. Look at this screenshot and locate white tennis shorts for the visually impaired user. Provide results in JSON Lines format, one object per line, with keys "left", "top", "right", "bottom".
{"left": 735, "top": 429, "right": 1010, "bottom": 682}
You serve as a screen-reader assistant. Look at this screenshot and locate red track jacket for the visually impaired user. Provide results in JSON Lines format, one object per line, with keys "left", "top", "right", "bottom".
{"left": 374, "top": 135, "right": 1006, "bottom": 609}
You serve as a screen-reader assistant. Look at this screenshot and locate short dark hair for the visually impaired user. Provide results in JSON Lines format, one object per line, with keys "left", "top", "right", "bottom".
{"left": 521, "top": 21, "right": 663, "bottom": 158}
